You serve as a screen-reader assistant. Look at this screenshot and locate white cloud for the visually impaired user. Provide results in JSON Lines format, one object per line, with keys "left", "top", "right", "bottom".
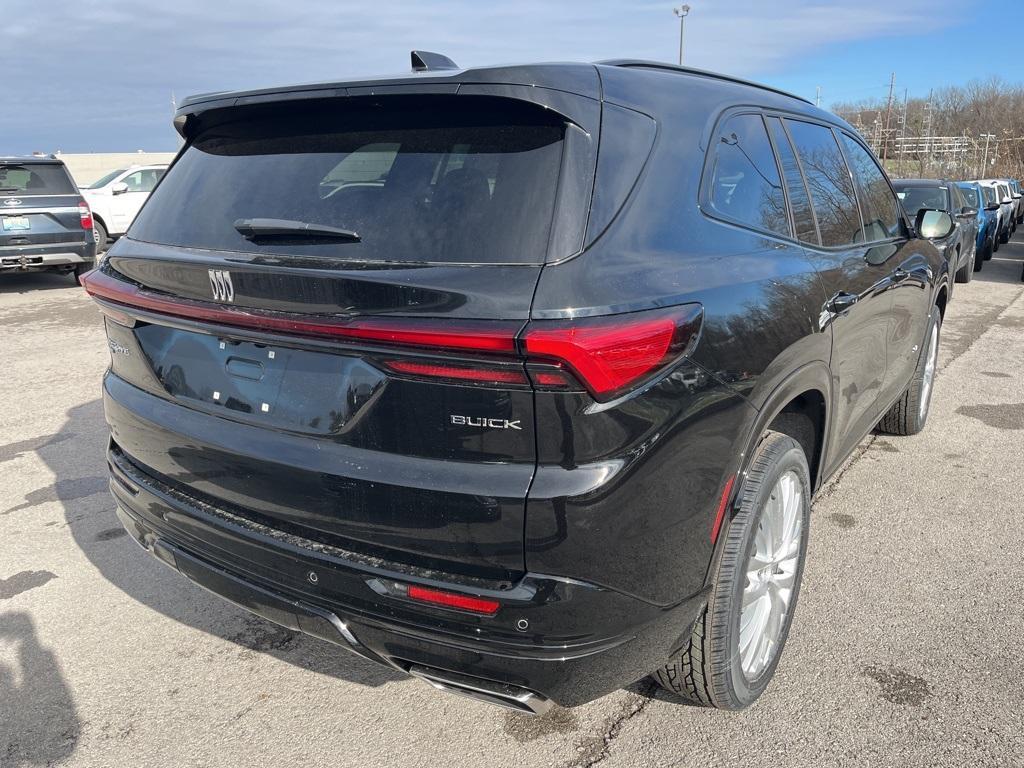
{"left": 2, "top": 0, "right": 964, "bottom": 151}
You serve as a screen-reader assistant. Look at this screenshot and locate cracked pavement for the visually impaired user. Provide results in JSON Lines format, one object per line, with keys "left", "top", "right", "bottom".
{"left": 2, "top": 237, "right": 1024, "bottom": 767}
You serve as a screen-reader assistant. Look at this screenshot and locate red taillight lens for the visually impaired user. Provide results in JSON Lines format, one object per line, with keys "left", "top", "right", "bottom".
{"left": 82, "top": 269, "right": 522, "bottom": 350}
{"left": 523, "top": 305, "right": 703, "bottom": 401}
{"left": 383, "top": 358, "right": 529, "bottom": 386}
{"left": 78, "top": 201, "right": 93, "bottom": 230}
{"left": 406, "top": 584, "right": 500, "bottom": 615}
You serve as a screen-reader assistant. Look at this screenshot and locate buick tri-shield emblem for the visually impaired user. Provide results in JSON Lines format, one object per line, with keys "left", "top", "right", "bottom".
{"left": 208, "top": 269, "right": 234, "bottom": 302}
{"left": 3, "top": 198, "right": 22, "bottom": 206}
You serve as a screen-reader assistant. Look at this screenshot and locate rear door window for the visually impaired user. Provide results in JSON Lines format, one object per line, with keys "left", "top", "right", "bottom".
{"left": 706, "top": 113, "right": 789, "bottom": 237}
{"left": 837, "top": 133, "right": 902, "bottom": 241}
{"left": 0, "top": 163, "right": 77, "bottom": 196}
{"left": 130, "top": 96, "right": 567, "bottom": 264}
{"left": 784, "top": 119, "right": 863, "bottom": 247}
{"left": 765, "top": 117, "right": 818, "bottom": 244}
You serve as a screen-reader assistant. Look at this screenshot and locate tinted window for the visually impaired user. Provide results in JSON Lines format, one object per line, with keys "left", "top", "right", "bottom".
{"left": 838, "top": 133, "right": 902, "bottom": 241}
{"left": 784, "top": 119, "right": 863, "bottom": 247}
{"left": 131, "top": 96, "right": 566, "bottom": 264}
{"left": 707, "top": 113, "right": 789, "bottom": 236}
{"left": 895, "top": 185, "right": 948, "bottom": 216}
{"left": 949, "top": 184, "right": 964, "bottom": 211}
{"left": 765, "top": 117, "right": 817, "bottom": 243}
{"left": 122, "top": 168, "right": 163, "bottom": 193}
{"left": 88, "top": 168, "right": 128, "bottom": 189}
{"left": 982, "top": 185, "right": 997, "bottom": 206}
{"left": 957, "top": 184, "right": 980, "bottom": 209}
{"left": 0, "top": 163, "right": 76, "bottom": 196}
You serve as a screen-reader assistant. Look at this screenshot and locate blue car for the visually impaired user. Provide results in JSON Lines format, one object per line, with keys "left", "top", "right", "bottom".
{"left": 960, "top": 181, "right": 997, "bottom": 264}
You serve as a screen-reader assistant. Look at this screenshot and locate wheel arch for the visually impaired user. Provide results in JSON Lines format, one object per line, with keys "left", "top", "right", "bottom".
{"left": 701, "top": 361, "right": 830, "bottom": 587}
{"left": 736, "top": 362, "right": 832, "bottom": 497}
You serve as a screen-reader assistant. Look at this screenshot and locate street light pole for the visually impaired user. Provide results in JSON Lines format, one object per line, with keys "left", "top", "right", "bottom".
{"left": 980, "top": 133, "right": 995, "bottom": 177}
{"left": 673, "top": 5, "right": 691, "bottom": 66}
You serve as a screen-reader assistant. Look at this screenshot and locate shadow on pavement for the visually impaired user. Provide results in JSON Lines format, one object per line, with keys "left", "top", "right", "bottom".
{"left": 975, "top": 234, "right": 1024, "bottom": 285}
{"left": 0, "top": 612, "right": 81, "bottom": 766}
{"left": 0, "top": 272, "right": 80, "bottom": 294}
{"left": 26, "top": 398, "right": 404, "bottom": 689}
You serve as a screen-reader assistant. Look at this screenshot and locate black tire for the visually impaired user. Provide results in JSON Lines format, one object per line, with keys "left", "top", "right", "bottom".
{"left": 93, "top": 220, "right": 108, "bottom": 253}
{"left": 653, "top": 432, "right": 811, "bottom": 710}
{"left": 993, "top": 234, "right": 999, "bottom": 253}
{"left": 973, "top": 245, "right": 984, "bottom": 272}
{"left": 877, "top": 306, "right": 940, "bottom": 436}
{"left": 999, "top": 227, "right": 1009, "bottom": 244}
{"left": 955, "top": 248, "right": 973, "bottom": 283}
{"left": 73, "top": 261, "right": 94, "bottom": 285}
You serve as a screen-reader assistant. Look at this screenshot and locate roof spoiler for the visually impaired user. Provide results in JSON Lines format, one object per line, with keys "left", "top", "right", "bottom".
{"left": 410, "top": 50, "right": 458, "bottom": 72}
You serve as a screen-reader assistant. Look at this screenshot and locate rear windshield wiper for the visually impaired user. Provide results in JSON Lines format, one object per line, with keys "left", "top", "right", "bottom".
{"left": 0, "top": 187, "right": 21, "bottom": 193}
{"left": 233, "top": 218, "right": 361, "bottom": 242}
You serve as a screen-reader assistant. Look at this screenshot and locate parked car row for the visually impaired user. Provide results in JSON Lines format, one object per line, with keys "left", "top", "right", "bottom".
{"left": 891, "top": 176, "right": 1021, "bottom": 285}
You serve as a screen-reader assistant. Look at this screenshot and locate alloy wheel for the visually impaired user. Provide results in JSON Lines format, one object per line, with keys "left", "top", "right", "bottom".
{"left": 738, "top": 470, "right": 802, "bottom": 680}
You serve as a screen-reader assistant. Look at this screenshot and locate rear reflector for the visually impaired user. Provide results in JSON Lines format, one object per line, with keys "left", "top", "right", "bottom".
{"left": 710, "top": 474, "right": 736, "bottom": 544}
{"left": 523, "top": 305, "right": 703, "bottom": 401}
{"left": 406, "top": 584, "right": 500, "bottom": 615}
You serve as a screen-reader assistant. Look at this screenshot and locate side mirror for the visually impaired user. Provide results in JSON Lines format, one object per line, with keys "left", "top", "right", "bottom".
{"left": 111, "top": 182, "right": 129, "bottom": 195}
{"left": 916, "top": 209, "right": 954, "bottom": 240}
{"left": 959, "top": 206, "right": 978, "bottom": 217}
{"left": 985, "top": 203, "right": 1000, "bottom": 211}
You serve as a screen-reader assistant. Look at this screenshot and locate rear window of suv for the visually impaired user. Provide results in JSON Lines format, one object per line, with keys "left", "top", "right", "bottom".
{"left": 130, "top": 96, "right": 567, "bottom": 265}
{"left": 0, "top": 163, "right": 77, "bottom": 196}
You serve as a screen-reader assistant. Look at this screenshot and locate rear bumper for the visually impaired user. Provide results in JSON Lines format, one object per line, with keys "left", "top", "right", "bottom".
{"left": 106, "top": 432, "right": 707, "bottom": 708}
{"left": 0, "top": 241, "right": 95, "bottom": 271}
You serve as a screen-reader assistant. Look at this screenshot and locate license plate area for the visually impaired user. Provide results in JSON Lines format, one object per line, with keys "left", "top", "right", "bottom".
{"left": 133, "top": 325, "right": 387, "bottom": 436}
{"left": 2, "top": 216, "right": 30, "bottom": 231}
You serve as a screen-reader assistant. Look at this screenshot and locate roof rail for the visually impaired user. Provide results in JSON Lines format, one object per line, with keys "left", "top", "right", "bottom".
{"left": 597, "top": 59, "right": 813, "bottom": 105}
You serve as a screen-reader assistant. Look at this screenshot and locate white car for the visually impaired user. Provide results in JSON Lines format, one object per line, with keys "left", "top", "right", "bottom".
{"left": 978, "top": 179, "right": 1015, "bottom": 244}
{"left": 80, "top": 165, "right": 167, "bottom": 250}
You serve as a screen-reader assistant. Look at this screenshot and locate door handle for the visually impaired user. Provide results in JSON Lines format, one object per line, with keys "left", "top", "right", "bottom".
{"left": 828, "top": 291, "right": 859, "bottom": 313}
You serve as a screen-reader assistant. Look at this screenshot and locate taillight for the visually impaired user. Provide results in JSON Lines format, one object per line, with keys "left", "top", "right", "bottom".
{"left": 78, "top": 201, "right": 93, "bottom": 230}
{"left": 522, "top": 305, "right": 703, "bottom": 401}
{"left": 382, "top": 358, "right": 530, "bottom": 387}
{"left": 83, "top": 270, "right": 702, "bottom": 399}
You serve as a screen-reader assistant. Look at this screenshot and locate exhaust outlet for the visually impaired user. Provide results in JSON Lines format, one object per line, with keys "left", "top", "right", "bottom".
{"left": 407, "top": 664, "right": 553, "bottom": 715}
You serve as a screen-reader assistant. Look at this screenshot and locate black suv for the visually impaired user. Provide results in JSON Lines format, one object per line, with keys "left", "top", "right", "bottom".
{"left": 85, "top": 54, "right": 951, "bottom": 713}
{"left": 1, "top": 156, "right": 96, "bottom": 282}
{"left": 893, "top": 178, "right": 978, "bottom": 286}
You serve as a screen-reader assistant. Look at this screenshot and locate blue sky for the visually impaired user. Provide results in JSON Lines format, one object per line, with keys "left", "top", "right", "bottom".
{"left": 4, "top": 0, "right": 1017, "bottom": 154}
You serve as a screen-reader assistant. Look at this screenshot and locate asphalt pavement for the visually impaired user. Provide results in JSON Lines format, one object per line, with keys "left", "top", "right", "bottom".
{"left": 2, "top": 238, "right": 1023, "bottom": 768}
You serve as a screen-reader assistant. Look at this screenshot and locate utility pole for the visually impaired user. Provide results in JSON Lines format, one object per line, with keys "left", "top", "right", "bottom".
{"left": 920, "top": 89, "right": 933, "bottom": 176}
{"left": 815, "top": 86, "right": 821, "bottom": 108}
{"left": 980, "top": 133, "right": 994, "bottom": 178}
{"left": 881, "top": 72, "right": 896, "bottom": 163}
{"left": 673, "top": 5, "right": 691, "bottom": 66}
{"left": 896, "top": 87, "right": 908, "bottom": 177}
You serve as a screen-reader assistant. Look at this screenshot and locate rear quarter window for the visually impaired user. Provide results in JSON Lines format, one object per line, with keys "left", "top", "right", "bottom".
{"left": 130, "top": 96, "right": 567, "bottom": 265}
{"left": 706, "top": 113, "right": 790, "bottom": 237}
